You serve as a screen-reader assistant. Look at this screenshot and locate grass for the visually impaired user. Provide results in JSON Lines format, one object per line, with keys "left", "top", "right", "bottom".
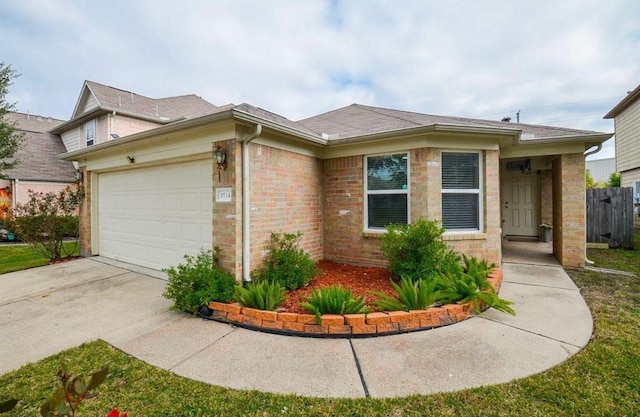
{"left": 1, "top": 237, "right": 639, "bottom": 416}
{"left": 0, "top": 241, "right": 80, "bottom": 275}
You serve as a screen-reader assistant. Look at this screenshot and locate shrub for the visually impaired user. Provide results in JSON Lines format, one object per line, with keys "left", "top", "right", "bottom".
{"left": 163, "top": 248, "right": 236, "bottom": 314}
{"left": 435, "top": 257, "right": 514, "bottom": 315}
{"left": 234, "top": 281, "right": 286, "bottom": 311}
{"left": 373, "top": 276, "right": 439, "bottom": 311}
{"left": 7, "top": 185, "right": 83, "bottom": 260}
{"left": 381, "top": 219, "right": 460, "bottom": 283}
{"left": 252, "top": 232, "right": 319, "bottom": 290}
{"left": 300, "top": 285, "right": 372, "bottom": 324}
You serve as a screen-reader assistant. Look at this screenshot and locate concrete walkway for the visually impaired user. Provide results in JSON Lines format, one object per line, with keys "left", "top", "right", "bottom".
{"left": 0, "top": 257, "right": 593, "bottom": 398}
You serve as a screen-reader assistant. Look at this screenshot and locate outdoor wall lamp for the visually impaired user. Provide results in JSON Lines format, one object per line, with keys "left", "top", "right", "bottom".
{"left": 126, "top": 155, "right": 135, "bottom": 164}
{"left": 214, "top": 145, "right": 226, "bottom": 181}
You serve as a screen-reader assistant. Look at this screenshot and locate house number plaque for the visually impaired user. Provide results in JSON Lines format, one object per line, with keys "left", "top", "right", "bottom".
{"left": 216, "top": 188, "right": 232, "bottom": 203}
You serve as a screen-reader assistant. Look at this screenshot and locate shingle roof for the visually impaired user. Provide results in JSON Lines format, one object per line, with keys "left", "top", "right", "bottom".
{"left": 4, "top": 112, "right": 77, "bottom": 182}
{"left": 604, "top": 84, "right": 640, "bottom": 119}
{"left": 298, "top": 104, "right": 604, "bottom": 140}
{"left": 83, "top": 80, "right": 218, "bottom": 121}
{"left": 233, "top": 103, "right": 320, "bottom": 137}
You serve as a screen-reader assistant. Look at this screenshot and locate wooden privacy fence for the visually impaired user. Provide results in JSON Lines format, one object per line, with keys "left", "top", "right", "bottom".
{"left": 586, "top": 187, "right": 634, "bottom": 249}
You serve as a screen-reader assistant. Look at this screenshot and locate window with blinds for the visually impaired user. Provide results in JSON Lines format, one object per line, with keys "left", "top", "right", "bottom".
{"left": 441, "top": 152, "right": 481, "bottom": 231}
{"left": 365, "top": 153, "right": 409, "bottom": 229}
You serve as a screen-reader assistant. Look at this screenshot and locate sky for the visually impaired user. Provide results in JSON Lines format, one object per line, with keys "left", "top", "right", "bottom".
{"left": 2, "top": 0, "right": 639, "bottom": 160}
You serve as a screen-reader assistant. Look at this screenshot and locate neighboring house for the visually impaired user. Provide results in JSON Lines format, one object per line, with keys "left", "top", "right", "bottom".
{"left": 50, "top": 80, "right": 219, "bottom": 152}
{"left": 586, "top": 157, "right": 616, "bottom": 183}
{"left": 60, "top": 83, "right": 612, "bottom": 276}
{"left": 604, "top": 84, "right": 640, "bottom": 203}
{"left": 0, "top": 112, "right": 77, "bottom": 209}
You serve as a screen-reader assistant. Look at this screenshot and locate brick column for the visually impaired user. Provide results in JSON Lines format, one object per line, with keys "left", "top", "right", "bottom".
{"left": 78, "top": 167, "right": 92, "bottom": 257}
{"left": 552, "top": 153, "right": 585, "bottom": 268}
{"left": 212, "top": 139, "right": 243, "bottom": 280}
{"left": 425, "top": 148, "right": 442, "bottom": 221}
{"left": 484, "top": 150, "right": 502, "bottom": 266}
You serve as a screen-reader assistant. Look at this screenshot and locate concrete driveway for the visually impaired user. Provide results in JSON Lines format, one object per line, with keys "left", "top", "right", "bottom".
{"left": 0, "top": 257, "right": 593, "bottom": 398}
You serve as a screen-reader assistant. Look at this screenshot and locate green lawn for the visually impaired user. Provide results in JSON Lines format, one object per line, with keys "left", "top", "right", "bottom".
{"left": 1, "top": 237, "right": 639, "bottom": 416}
{"left": 0, "top": 242, "right": 80, "bottom": 275}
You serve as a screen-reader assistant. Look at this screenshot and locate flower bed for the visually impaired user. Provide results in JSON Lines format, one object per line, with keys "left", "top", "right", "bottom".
{"left": 204, "top": 268, "right": 503, "bottom": 338}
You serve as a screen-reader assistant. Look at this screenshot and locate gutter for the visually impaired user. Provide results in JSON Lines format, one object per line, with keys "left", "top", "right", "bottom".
{"left": 241, "top": 124, "right": 262, "bottom": 282}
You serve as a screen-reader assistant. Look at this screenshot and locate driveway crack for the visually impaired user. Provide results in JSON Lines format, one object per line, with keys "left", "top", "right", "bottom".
{"left": 348, "top": 339, "right": 370, "bottom": 398}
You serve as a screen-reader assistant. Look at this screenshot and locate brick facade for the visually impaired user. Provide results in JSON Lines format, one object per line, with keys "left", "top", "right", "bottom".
{"left": 78, "top": 167, "right": 91, "bottom": 257}
{"left": 322, "top": 148, "right": 502, "bottom": 268}
{"left": 552, "top": 153, "right": 585, "bottom": 267}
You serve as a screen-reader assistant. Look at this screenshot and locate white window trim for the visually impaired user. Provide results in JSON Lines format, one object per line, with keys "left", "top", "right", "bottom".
{"left": 364, "top": 152, "right": 411, "bottom": 232}
{"left": 441, "top": 150, "right": 483, "bottom": 233}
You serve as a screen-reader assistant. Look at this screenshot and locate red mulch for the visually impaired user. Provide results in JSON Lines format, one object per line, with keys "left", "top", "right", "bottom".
{"left": 279, "top": 260, "right": 398, "bottom": 314}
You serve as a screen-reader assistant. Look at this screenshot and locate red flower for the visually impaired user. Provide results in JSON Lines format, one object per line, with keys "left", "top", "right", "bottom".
{"left": 107, "top": 409, "right": 128, "bottom": 417}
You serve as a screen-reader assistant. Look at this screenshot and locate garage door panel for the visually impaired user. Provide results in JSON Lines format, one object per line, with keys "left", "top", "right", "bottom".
{"left": 98, "top": 160, "right": 213, "bottom": 270}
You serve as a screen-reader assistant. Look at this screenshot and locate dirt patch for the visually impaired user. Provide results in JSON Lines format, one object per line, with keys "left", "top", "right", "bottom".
{"left": 280, "top": 260, "right": 397, "bottom": 314}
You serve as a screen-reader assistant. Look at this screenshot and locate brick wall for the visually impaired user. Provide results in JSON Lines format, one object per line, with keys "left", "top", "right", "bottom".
{"left": 323, "top": 148, "right": 502, "bottom": 267}
{"left": 212, "top": 139, "right": 242, "bottom": 277}
{"left": 247, "top": 143, "right": 324, "bottom": 271}
{"left": 552, "top": 153, "right": 585, "bottom": 267}
{"left": 78, "top": 167, "right": 91, "bottom": 257}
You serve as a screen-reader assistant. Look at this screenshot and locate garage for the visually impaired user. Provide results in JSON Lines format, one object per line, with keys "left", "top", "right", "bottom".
{"left": 97, "top": 159, "right": 213, "bottom": 270}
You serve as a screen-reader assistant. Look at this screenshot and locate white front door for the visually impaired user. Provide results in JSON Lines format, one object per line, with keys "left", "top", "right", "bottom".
{"left": 502, "top": 170, "right": 539, "bottom": 236}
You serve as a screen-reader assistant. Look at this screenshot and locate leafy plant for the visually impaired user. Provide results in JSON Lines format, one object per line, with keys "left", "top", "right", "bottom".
{"left": 252, "top": 232, "right": 319, "bottom": 290}
{"left": 39, "top": 362, "right": 109, "bottom": 417}
{"left": 373, "top": 276, "right": 439, "bottom": 311}
{"left": 163, "top": 248, "right": 236, "bottom": 314}
{"left": 300, "top": 285, "right": 372, "bottom": 323}
{"left": 6, "top": 185, "right": 83, "bottom": 260}
{"left": 234, "top": 281, "right": 286, "bottom": 311}
{"left": 435, "top": 259, "right": 514, "bottom": 315}
{"left": 381, "top": 219, "right": 460, "bottom": 283}
{"left": 462, "top": 254, "right": 496, "bottom": 283}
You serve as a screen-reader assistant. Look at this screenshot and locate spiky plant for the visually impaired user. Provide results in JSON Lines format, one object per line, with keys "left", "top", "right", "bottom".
{"left": 234, "top": 281, "right": 286, "bottom": 311}
{"left": 300, "top": 285, "right": 372, "bottom": 324}
{"left": 373, "top": 276, "right": 439, "bottom": 311}
{"left": 435, "top": 268, "right": 515, "bottom": 316}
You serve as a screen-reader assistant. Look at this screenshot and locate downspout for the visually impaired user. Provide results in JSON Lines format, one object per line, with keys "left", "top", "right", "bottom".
{"left": 242, "top": 124, "right": 262, "bottom": 282}
{"left": 583, "top": 144, "right": 603, "bottom": 265}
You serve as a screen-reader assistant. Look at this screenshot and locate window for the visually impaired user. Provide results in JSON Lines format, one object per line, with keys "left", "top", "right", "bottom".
{"left": 365, "top": 153, "right": 409, "bottom": 230}
{"left": 441, "top": 151, "right": 482, "bottom": 231}
{"left": 85, "top": 120, "right": 96, "bottom": 147}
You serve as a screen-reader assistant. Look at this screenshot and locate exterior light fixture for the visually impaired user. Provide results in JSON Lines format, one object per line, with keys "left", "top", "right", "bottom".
{"left": 126, "top": 155, "right": 135, "bottom": 163}
{"left": 214, "top": 145, "right": 226, "bottom": 181}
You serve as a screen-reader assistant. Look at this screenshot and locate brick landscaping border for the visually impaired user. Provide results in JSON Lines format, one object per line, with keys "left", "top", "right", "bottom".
{"left": 202, "top": 269, "right": 502, "bottom": 338}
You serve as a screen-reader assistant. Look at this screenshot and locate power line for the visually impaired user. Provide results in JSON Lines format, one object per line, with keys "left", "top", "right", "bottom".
{"left": 473, "top": 95, "right": 622, "bottom": 119}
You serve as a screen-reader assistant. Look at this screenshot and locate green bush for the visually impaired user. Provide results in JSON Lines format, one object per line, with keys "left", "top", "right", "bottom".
{"left": 300, "top": 285, "right": 372, "bottom": 324}
{"left": 234, "top": 280, "right": 286, "bottom": 311}
{"left": 163, "top": 248, "right": 236, "bottom": 314}
{"left": 7, "top": 185, "right": 83, "bottom": 260}
{"left": 373, "top": 276, "right": 439, "bottom": 311}
{"left": 435, "top": 256, "right": 514, "bottom": 315}
{"left": 252, "top": 232, "right": 319, "bottom": 290}
{"left": 381, "top": 218, "right": 460, "bottom": 283}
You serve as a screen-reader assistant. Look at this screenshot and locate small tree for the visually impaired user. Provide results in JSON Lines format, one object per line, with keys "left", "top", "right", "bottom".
{"left": 0, "top": 62, "right": 24, "bottom": 178}
{"left": 607, "top": 172, "right": 621, "bottom": 188}
{"left": 585, "top": 169, "right": 606, "bottom": 189}
{"left": 8, "top": 184, "right": 84, "bottom": 260}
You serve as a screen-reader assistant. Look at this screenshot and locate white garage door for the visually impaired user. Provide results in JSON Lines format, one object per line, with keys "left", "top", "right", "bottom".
{"left": 98, "top": 159, "right": 213, "bottom": 270}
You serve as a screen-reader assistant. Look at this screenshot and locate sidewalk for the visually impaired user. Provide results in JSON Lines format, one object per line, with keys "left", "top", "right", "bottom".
{"left": 0, "top": 257, "right": 593, "bottom": 398}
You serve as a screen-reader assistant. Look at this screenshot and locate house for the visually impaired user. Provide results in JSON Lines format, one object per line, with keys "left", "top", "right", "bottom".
{"left": 585, "top": 157, "right": 616, "bottom": 183}
{"left": 604, "top": 84, "right": 640, "bottom": 204}
{"left": 60, "top": 82, "right": 612, "bottom": 277}
{"left": 0, "top": 112, "right": 77, "bottom": 210}
{"left": 49, "top": 80, "right": 219, "bottom": 152}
